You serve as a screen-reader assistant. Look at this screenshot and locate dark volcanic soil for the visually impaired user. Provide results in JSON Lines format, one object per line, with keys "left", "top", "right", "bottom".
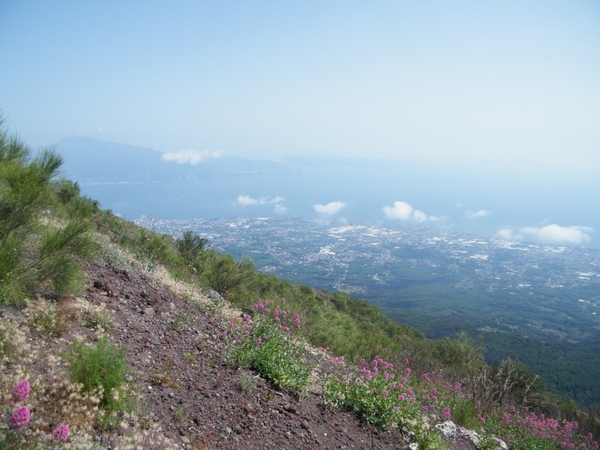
{"left": 82, "top": 261, "right": 478, "bottom": 450}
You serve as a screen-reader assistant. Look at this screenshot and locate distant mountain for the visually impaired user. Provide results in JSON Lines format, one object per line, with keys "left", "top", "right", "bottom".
{"left": 55, "top": 136, "right": 298, "bottom": 184}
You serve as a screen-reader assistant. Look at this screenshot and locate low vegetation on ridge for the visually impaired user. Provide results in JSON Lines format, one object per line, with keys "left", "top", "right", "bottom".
{"left": 1, "top": 119, "right": 599, "bottom": 449}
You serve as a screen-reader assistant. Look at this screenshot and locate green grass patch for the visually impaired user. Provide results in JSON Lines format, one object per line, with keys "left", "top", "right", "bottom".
{"left": 66, "top": 337, "right": 130, "bottom": 413}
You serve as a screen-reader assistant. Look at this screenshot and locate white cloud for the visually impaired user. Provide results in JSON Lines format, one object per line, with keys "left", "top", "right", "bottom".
{"left": 467, "top": 209, "right": 491, "bottom": 218}
{"left": 497, "top": 224, "right": 592, "bottom": 245}
{"left": 274, "top": 204, "right": 289, "bottom": 214}
{"left": 496, "top": 228, "right": 522, "bottom": 241}
{"left": 413, "top": 210, "right": 428, "bottom": 222}
{"left": 161, "top": 149, "right": 222, "bottom": 165}
{"left": 382, "top": 201, "right": 413, "bottom": 220}
{"left": 522, "top": 224, "right": 592, "bottom": 245}
{"left": 314, "top": 201, "right": 347, "bottom": 217}
{"left": 236, "top": 194, "right": 285, "bottom": 207}
{"left": 382, "top": 201, "right": 438, "bottom": 222}
{"left": 236, "top": 194, "right": 259, "bottom": 206}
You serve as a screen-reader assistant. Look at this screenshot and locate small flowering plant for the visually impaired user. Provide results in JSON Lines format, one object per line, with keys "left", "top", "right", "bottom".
{"left": 51, "top": 424, "right": 70, "bottom": 443}
{"left": 1, "top": 380, "right": 32, "bottom": 448}
{"left": 324, "top": 355, "right": 462, "bottom": 434}
{"left": 10, "top": 380, "right": 30, "bottom": 406}
{"left": 480, "top": 406, "right": 598, "bottom": 450}
{"left": 324, "top": 355, "right": 422, "bottom": 428}
{"left": 226, "top": 298, "right": 311, "bottom": 396}
{"left": 9, "top": 405, "right": 31, "bottom": 432}
{"left": 1, "top": 380, "right": 71, "bottom": 447}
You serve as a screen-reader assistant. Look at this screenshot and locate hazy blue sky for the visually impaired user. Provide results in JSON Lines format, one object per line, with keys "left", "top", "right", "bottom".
{"left": 1, "top": 1, "right": 599, "bottom": 170}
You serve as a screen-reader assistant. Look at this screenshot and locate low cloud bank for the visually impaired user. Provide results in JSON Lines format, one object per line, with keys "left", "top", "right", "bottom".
{"left": 314, "top": 201, "right": 347, "bottom": 217}
{"left": 236, "top": 194, "right": 285, "bottom": 207}
{"left": 497, "top": 224, "right": 592, "bottom": 245}
{"left": 382, "top": 201, "right": 439, "bottom": 222}
{"left": 467, "top": 209, "right": 491, "bottom": 218}
{"left": 161, "top": 149, "right": 222, "bottom": 165}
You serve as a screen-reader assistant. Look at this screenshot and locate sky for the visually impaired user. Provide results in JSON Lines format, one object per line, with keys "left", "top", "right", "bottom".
{"left": 1, "top": 0, "right": 599, "bottom": 170}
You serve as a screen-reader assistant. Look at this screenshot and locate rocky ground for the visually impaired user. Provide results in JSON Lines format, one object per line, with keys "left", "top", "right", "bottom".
{"left": 80, "top": 259, "right": 480, "bottom": 450}
{"left": 2, "top": 252, "right": 481, "bottom": 449}
{"left": 84, "top": 261, "right": 414, "bottom": 449}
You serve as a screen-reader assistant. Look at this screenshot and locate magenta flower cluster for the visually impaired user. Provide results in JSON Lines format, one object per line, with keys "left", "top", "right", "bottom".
{"left": 9, "top": 405, "right": 31, "bottom": 432}
{"left": 10, "top": 380, "right": 30, "bottom": 405}
{"left": 51, "top": 424, "right": 70, "bottom": 443}
{"left": 5, "top": 380, "right": 70, "bottom": 443}
{"left": 247, "top": 298, "right": 307, "bottom": 335}
{"left": 8, "top": 380, "right": 31, "bottom": 432}
{"left": 483, "top": 405, "right": 598, "bottom": 449}
{"left": 325, "top": 353, "right": 458, "bottom": 428}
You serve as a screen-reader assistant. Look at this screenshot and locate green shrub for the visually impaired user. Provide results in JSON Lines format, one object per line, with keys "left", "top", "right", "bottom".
{"left": 0, "top": 120, "right": 97, "bottom": 305}
{"left": 176, "top": 230, "right": 207, "bottom": 268}
{"left": 66, "top": 337, "right": 130, "bottom": 412}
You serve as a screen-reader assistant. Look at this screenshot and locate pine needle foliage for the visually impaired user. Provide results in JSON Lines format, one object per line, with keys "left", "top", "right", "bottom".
{"left": 0, "top": 118, "right": 98, "bottom": 305}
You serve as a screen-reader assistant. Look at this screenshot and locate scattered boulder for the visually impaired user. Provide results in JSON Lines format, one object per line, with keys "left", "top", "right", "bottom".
{"left": 0, "top": 306, "right": 26, "bottom": 325}
{"left": 205, "top": 288, "right": 224, "bottom": 303}
{"left": 435, "top": 420, "right": 508, "bottom": 450}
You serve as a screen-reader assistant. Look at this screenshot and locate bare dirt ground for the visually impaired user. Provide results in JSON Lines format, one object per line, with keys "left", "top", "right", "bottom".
{"left": 2, "top": 253, "right": 483, "bottom": 449}
{"left": 84, "top": 261, "right": 418, "bottom": 449}
{"left": 2, "top": 255, "right": 475, "bottom": 450}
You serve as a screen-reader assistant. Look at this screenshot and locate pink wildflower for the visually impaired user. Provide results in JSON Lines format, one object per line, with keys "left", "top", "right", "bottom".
{"left": 11, "top": 380, "right": 30, "bottom": 405}
{"left": 52, "top": 424, "right": 70, "bottom": 443}
{"left": 382, "top": 390, "right": 389, "bottom": 397}
{"left": 255, "top": 338, "right": 262, "bottom": 345}
{"left": 443, "top": 407, "right": 451, "bottom": 420}
{"left": 403, "top": 367, "right": 411, "bottom": 375}
{"left": 280, "top": 298, "right": 286, "bottom": 304}
{"left": 9, "top": 406, "right": 30, "bottom": 432}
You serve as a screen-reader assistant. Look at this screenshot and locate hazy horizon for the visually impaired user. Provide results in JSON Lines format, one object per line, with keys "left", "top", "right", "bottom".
{"left": 49, "top": 136, "right": 600, "bottom": 250}
{"left": 1, "top": 1, "right": 599, "bottom": 168}
{"left": 1, "top": 1, "right": 598, "bottom": 248}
